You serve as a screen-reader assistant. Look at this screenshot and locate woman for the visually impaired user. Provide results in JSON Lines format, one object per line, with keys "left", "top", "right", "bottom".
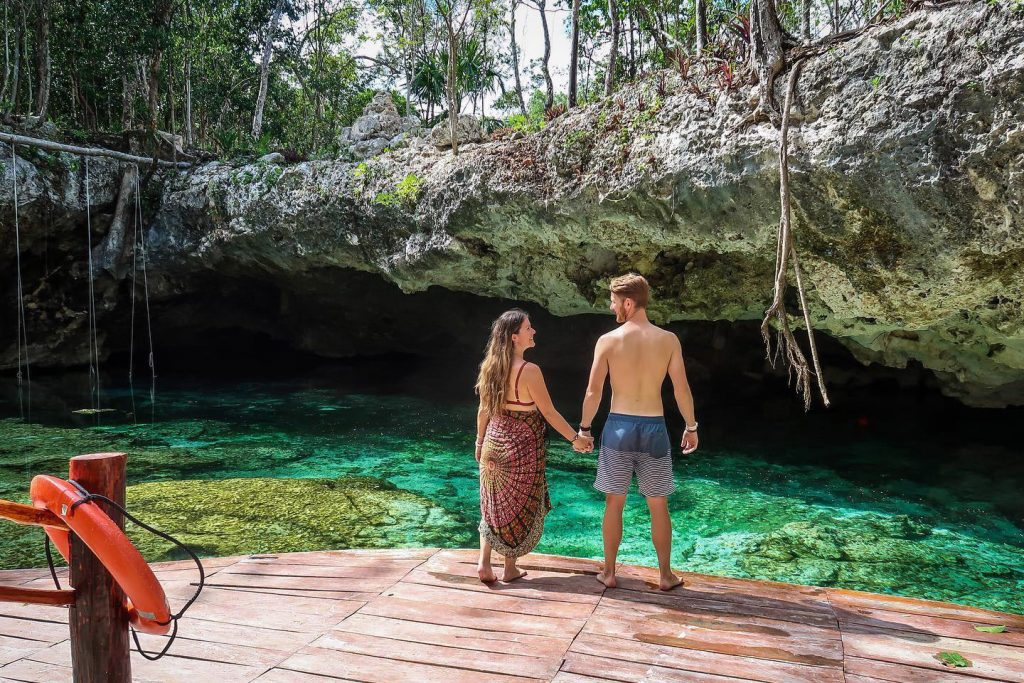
{"left": 474, "top": 309, "right": 590, "bottom": 583}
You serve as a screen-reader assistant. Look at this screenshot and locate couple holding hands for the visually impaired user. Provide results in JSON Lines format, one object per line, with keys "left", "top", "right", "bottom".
{"left": 474, "top": 274, "right": 699, "bottom": 589}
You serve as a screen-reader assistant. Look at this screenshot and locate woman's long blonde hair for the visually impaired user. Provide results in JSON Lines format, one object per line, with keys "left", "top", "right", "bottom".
{"left": 475, "top": 309, "right": 529, "bottom": 418}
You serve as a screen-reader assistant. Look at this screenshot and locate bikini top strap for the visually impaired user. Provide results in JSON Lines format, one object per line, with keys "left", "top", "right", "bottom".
{"left": 514, "top": 362, "right": 529, "bottom": 402}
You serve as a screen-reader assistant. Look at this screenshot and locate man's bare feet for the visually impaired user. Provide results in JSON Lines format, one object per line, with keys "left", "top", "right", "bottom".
{"left": 659, "top": 573, "right": 683, "bottom": 591}
{"left": 596, "top": 571, "right": 617, "bottom": 589}
{"left": 477, "top": 565, "right": 496, "bottom": 583}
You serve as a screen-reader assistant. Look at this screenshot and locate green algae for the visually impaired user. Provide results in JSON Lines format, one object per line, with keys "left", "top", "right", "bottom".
{"left": 126, "top": 476, "right": 471, "bottom": 561}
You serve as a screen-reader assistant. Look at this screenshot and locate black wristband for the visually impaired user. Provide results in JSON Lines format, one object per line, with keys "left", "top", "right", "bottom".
{"left": 579, "top": 424, "right": 591, "bottom": 432}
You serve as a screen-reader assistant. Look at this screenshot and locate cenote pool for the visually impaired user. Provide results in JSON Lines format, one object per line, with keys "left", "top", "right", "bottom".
{"left": 1, "top": 360, "right": 1022, "bottom": 615}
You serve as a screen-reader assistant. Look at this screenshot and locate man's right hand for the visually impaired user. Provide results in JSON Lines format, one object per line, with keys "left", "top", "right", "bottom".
{"left": 681, "top": 431, "right": 698, "bottom": 454}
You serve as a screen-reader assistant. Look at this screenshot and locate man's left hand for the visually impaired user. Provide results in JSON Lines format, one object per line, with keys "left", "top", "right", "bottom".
{"left": 681, "top": 431, "right": 698, "bottom": 454}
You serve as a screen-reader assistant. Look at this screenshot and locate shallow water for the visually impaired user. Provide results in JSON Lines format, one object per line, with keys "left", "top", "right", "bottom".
{"left": 1, "top": 363, "right": 1022, "bottom": 615}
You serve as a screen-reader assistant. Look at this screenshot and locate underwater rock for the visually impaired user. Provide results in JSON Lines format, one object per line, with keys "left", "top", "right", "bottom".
{"left": 124, "top": 476, "right": 470, "bottom": 561}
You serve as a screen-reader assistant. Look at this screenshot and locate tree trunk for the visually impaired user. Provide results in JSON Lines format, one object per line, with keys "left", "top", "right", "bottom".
{"left": 6, "top": 6, "right": 20, "bottom": 112}
{"left": 34, "top": 0, "right": 49, "bottom": 120}
{"left": 832, "top": 0, "right": 840, "bottom": 33}
{"left": 167, "top": 52, "right": 176, "bottom": 137}
{"left": 93, "top": 166, "right": 137, "bottom": 277}
{"left": 749, "top": 0, "right": 792, "bottom": 117}
{"left": 121, "top": 75, "right": 133, "bottom": 130}
{"left": 22, "top": 7, "right": 30, "bottom": 115}
{"left": 1, "top": 0, "right": 10, "bottom": 106}
{"left": 146, "top": 0, "right": 174, "bottom": 133}
{"left": 568, "top": 0, "right": 581, "bottom": 107}
{"left": 252, "top": 0, "right": 284, "bottom": 139}
{"left": 802, "top": 0, "right": 812, "bottom": 41}
{"left": 537, "top": 0, "right": 553, "bottom": 109}
{"left": 445, "top": 12, "right": 459, "bottom": 155}
{"left": 695, "top": 0, "right": 708, "bottom": 53}
{"left": 184, "top": 53, "right": 193, "bottom": 146}
{"left": 509, "top": 0, "right": 527, "bottom": 116}
{"left": 622, "top": 7, "right": 630, "bottom": 79}
{"left": 605, "top": 0, "right": 619, "bottom": 96}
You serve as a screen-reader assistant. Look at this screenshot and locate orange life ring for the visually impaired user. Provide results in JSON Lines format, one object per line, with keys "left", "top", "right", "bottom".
{"left": 30, "top": 475, "right": 171, "bottom": 635}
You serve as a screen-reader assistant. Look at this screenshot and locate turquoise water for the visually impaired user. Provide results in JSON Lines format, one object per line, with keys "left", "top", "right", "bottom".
{"left": 1, "top": 365, "right": 1022, "bottom": 615}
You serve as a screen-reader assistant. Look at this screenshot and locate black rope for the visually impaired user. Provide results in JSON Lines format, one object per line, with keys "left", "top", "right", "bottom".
{"left": 41, "top": 483, "right": 205, "bottom": 661}
{"left": 44, "top": 535, "right": 61, "bottom": 590}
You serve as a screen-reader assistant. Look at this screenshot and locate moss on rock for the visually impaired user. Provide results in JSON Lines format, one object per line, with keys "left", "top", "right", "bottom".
{"left": 125, "top": 476, "right": 470, "bottom": 561}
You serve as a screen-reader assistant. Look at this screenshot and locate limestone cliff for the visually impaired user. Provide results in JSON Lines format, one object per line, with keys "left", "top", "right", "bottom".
{"left": 2, "top": 1, "right": 1022, "bottom": 406}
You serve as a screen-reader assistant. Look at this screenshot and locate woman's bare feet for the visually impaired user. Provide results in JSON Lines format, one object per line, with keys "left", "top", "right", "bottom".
{"left": 477, "top": 565, "right": 496, "bottom": 583}
{"left": 596, "top": 571, "right": 617, "bottom": 588}
{"left": 502, "top": 565, "right": 527, "bottom": 582}
{"left": 659, "top": 572, "right": 683, "bottom": 591}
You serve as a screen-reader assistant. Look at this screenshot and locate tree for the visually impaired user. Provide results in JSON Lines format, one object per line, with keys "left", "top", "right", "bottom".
{"left": 508, "top": 0, "right": 527, "bottom": 116}
{"left": 252, "top": 0, "right": 285, "bottom": 138}
{"left": 749, "top": 0, "right": 796, "bottom": 118}
{"left": 568, "top": 0, "right": 580, "bottom": 107}
{"left": 437, "top": 0, "right": 472, "bottom": 154}
{"left": 604, "top": 0, "right": 619, "bottom": 95}
{"left": 34, "top": 0, "right": 50, "bottom": 120}
{"left": 695, "top": 0, "right": 708, "bottom": 53}
{"left": 524, "top": 0, "right": 553, "bottom": 109}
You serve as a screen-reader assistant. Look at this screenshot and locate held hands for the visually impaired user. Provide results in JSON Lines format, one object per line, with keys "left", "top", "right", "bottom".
{"left": 572, "top": 431, "right": 595, "bottom": 453}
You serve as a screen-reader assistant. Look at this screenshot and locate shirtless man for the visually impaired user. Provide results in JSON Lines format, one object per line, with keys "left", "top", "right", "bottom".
{"left": 578, "top": 274, "right": 698, "bottom": 591}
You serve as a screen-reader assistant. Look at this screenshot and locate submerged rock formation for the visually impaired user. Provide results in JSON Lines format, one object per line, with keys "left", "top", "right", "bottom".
{"left": 1, "top": 2, "right": 1022, "bottom": 406}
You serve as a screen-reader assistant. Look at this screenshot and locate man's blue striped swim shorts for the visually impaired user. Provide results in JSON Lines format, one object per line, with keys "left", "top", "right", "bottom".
{"left": 593, "top": 413, "right": 674, "bottom": 498}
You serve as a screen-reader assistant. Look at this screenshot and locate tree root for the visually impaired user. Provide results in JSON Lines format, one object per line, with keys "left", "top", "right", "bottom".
{"left": 760, "top": 58, "right": 831, "bottom": 410}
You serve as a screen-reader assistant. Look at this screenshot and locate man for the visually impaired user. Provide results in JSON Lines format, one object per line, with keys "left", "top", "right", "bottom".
{"left": 578, "top": 273, "right": 698, "bottom": 590}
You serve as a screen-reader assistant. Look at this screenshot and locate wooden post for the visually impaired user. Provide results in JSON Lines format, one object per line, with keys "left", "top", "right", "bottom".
{"left": 68, "top": 453, "right": 131, "bottom": 683}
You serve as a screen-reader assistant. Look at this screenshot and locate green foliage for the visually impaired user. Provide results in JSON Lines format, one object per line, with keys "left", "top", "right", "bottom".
{"left": 973, "top": 625, "right": 1006, "bottom": 633}
{"left": 936, "top": 651, "right": 971, "bottom": 668}
{"left": 372, "top": 172, "right": 423, "bottom": 208}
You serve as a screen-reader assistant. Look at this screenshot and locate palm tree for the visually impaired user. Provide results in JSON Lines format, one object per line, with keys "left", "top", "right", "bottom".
{"left": 412, "top": 53, "right": 445, "bottom": 121}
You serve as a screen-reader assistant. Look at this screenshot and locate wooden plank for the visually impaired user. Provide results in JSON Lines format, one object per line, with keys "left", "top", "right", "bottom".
{"left": 0, "top": 586, "right": 74, "bottom": 607}
{"left": 842, "top": 626, "right": 1024, "bottom": 682}
{"left": 560, "top": 652, "right": 758, "bottom": 682}
{"left": 333, "top": 613, "right": 571, "bottom": 658}
{"left": 844, "top": 656, "right": 999, "bottom": 683}
{"left": 27, "top": 640, "right": 273, "bottom": 683}
{"left": 277, "top": 646, "right": 545, "bottom": 683}
{"left": 205, "top": 584, "right": 374, "bottom": 603}
{"left": 32, "top": 635, "right": 288, "bottom": 670}
{"left": 583, "top": 606, "right": 843, "bottom": 668}
{"left": 404, "top": 567, "right": 605, "bottom": 604}
{"left": 254, "top": 669, "right": 359, "bottom": 682}
{"left": 601, "top": 591, "right": 838, "bottom": 629}
{"left": 362, "top": 595, "right": 583, "bottom": 638}
{"left": 312, "top": 630, "right": 562, "bottom": 679}
{"left": 0, "top": 602, "right": 69, "bottom": 624}
{"left": 138, "top": 617, "right": 320, "bottom": 653}
{"left": 597, "top": 595, "right": 840, "bottom": 641}
{"left": 433, "top": 550, "right": 605, "bottom": 577}
{"left": 0, "top": 640, "right": 51, "bottom": 668}
{"left": 837, "top": 606, "right": 1024, "bottom": 648}
{"left": 828, "top": 589, "right": 1024, "bottom": 629}
{"left": 611, "top": 569, "right": 833, "bottom": 617}
{"left": 165, "top": 586, "right": 363, "bottom": 631}
{"left": 0, "top": 500, "right": 68, "bottom": 529}
{"left": 382, "top": 581, "right": 596, "bottom": 619}
{"left": 220, "top": 562, "right": 414, "bottom": 580}
{"left": 0, "top": 657, "right": 73, "bottom": 683}
{"left": 238, "top": 556, "right": 426, "bottom": 571}
{"left": 569, "top": 632, "right": 844, "bottom": 683}
{"left": 0, "top": 615, "right": 69, "bottom": 643}
{"left": 202, "top": 572, "right": 394, "bottom": 595}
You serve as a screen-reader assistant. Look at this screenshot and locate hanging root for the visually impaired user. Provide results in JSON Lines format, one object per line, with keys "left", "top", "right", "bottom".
{"left": 760, "top": 58, "right": 831, "bottom": 410}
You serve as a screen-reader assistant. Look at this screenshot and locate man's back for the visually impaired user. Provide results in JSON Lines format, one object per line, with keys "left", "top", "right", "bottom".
{"left": 604, "top": 321, "right": 675, "bottom": 416}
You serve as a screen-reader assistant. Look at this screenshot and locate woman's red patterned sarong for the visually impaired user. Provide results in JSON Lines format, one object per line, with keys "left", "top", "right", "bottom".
{"left": 478, "top": 409, "right": 551, "bottom": 558}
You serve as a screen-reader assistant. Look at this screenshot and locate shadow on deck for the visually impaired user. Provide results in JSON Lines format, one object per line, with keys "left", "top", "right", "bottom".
{"left": 1, "top": 548, "right": 1022, "bottom": 682}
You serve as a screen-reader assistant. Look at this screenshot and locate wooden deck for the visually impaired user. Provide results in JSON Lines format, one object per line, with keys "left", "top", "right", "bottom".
{"left": 0, "top": 548, "right": 1022, "bottom": 682}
